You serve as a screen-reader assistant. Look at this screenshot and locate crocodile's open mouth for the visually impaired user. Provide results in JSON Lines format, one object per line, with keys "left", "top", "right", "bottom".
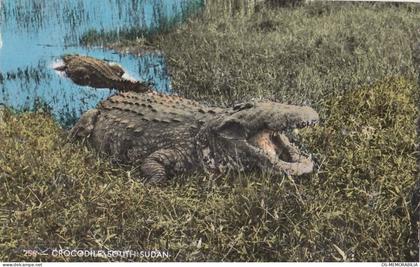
{"left": 52, "top": 59, "right": 67, "bottom": 76}
{"left": 248, "top": 128, "right": 314, "bottom": 175}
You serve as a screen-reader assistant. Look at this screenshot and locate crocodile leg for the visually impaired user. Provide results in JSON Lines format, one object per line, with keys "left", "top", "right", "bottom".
{"left": 68, "top": 109, "right": 100, "bottom": 140}
{"left": 140, "top": 147, "right": 195, "bottom": 183}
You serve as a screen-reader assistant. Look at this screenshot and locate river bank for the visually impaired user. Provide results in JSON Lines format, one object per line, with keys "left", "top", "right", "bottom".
{"left": 0, "top": 0, "right": 202, "bottom": 126}
{"left": 82, "top": 2, "right": 420, "bottom": 107}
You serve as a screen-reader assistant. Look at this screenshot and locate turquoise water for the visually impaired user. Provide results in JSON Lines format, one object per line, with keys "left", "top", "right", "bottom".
{"left": 0, "top": 0, "right": 202, "bottom": 126}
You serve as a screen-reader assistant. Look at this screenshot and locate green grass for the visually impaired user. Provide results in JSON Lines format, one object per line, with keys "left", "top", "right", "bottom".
{"left": 0, "top": 77, "right": 417, "bottom": 261}
{"left": 82, "top": 2, "right": 420, "bottom": 108}
{"left": 162, "top": 3, "right": 420, "bottom": 107}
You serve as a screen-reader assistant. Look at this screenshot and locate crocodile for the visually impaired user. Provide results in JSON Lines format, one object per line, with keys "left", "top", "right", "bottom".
{"left": 70, "top": 91, "right": 319, "bottom": 183}
{"left": 54, "top": 54, "right": 151, "bottom": 93}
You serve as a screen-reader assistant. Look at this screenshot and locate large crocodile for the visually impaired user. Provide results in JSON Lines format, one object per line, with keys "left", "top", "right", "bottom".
{"left": 54, "top": 54, "right": 151, "bottom": 93}
{"left": 70, "top": 91, "right": 319, "bottom": 183}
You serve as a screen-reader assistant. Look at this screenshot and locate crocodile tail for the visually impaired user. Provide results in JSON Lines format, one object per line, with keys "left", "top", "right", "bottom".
{"left": 113, "top": 79, "right": 152, "bottom": 93}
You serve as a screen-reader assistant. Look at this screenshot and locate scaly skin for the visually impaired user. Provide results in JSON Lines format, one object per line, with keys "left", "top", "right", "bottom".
{"left": 70, "top": 91, "right": 319, "bottom": 183}
{"left": 54, "top": 54, "right": 151, "bottom": 93}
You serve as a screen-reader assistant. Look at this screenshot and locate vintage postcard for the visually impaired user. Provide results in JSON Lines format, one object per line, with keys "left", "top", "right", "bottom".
{"left": 0, "top": 0, "right": 419, "bottom": 264}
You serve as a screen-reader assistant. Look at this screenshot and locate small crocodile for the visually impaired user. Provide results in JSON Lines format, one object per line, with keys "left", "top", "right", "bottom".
{"left": 70, "top": 91, "right": 319, "bottom": 183}
{"left": 54, "top": 54, "right": 151, "bottom": 93}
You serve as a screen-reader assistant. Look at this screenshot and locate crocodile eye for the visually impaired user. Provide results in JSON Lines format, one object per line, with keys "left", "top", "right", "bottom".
{"left": 217, "top": 120, "right": 246, "bottom": 140}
